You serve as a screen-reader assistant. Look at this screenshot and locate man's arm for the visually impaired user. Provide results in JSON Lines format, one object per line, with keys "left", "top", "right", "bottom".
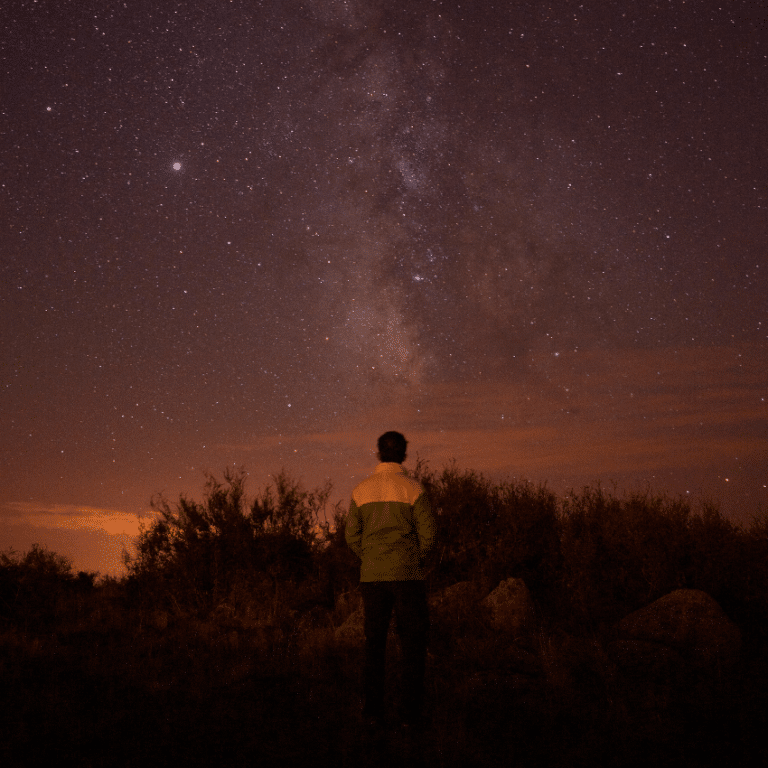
{"left": 345, "top": 498, "right": 363, "bottom": 560}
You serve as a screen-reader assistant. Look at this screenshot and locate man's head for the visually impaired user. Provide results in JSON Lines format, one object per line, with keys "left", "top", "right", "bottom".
{"left": 377, "top": 431, "right": 408, "bottom": 464}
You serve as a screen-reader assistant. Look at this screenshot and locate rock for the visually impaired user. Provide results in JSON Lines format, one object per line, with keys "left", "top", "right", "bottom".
{"left": 608, "top": 638, "right": 684, "bottom": 681}
{"left": 333, "top": 607, "right": 398, "bottom": 648}
{"left": 426, "top": 581, "right": 483, "bottom": 657}
{"left": 334, "top": 608, "right": 365, "bottom": 647}
{"left": 613, "top": 589, "right": 741, "bottom": 668}
{"left": 480, "top": 578, "right": 534, "bottom": 636}
{"left": 152, "top": 609, "right": 169, "bottom": 631}
{"left": 498, "top": 642, "right": 542, "bottom": 676}
{"left": 428, "top": 580, "right": 478, "bottom": 617}
{"left": 608, "top": 591, "right": 742, "bottom": 737}
{"left": 332, "top": 588, "right": 367, "bottom": 647}
{"left": 334, "top": 578, "right": 538, "bottom": 647}
{"left": 332, "top": 588, "right": 363, "bottom": 625}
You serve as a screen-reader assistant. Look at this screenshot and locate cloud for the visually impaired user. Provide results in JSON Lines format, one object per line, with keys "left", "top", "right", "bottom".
{"left": 0, "top": 503, "right": 155, "bottom": 577}
{"left": 158, "top": 341, "right": 765, "bottom": 528}
{"left": 221, "top": 342, "right": 764, "bottom": 473}
{"left": 3, "top": 502, "right": 150, "bottom": 538}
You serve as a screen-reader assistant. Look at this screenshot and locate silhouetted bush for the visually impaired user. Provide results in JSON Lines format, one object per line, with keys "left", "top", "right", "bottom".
{"left": 558, "top": 484, "right": 754, "bottom": 631}
{"left": 0, "top": 544, "right": 94, "bottom": 629}
{"left": 309, "top": 502, "right": 359, "bottom": 610}
{"left": 737, "top": 513, "right": 768, "bottom": 645}
{"left": 124, "top": 467, "right": 339, "bottom": 617}
{"left": 412, "top": 460, "right": 561, "bottom": 601}
{"left": 3, "top": 465, "right": 768, "bottom": 767}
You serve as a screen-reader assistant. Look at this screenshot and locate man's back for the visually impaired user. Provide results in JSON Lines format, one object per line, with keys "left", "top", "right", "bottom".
{"left": 345, "top": 462, "right": 436, "bottom": 582}
{"left": 346, "top": 433, "right": 433, "bottom": 730}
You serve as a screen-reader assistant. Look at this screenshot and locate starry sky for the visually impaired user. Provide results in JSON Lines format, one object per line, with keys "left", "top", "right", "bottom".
{"left": 2, "top": 0, "right": 766, "bottom": 576}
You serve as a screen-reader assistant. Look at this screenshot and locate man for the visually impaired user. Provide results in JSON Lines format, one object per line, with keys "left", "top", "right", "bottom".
{"left": 345, "top": 431, "right": 436, "bottom": 733}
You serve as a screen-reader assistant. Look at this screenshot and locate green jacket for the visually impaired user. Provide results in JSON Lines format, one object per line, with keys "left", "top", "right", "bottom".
{"left": 345, "top": 463, "right": 436, "bottom": 582}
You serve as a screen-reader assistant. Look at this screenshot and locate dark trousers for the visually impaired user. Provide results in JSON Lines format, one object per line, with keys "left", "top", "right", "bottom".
{"left": 359, "top": 580, "right": 429, "bottom": 722}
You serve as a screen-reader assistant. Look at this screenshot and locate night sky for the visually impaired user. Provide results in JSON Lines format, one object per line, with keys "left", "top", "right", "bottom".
{"left": 2, "top": 0, "right": 766, "bottom": 576}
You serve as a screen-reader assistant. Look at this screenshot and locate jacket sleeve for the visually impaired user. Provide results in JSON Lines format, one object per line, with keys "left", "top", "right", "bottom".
{"left": 345, "top": 497, "right": 363, "bottom": 560}
{"left": 414, "top": 491, "right": 436, "bottom": 565}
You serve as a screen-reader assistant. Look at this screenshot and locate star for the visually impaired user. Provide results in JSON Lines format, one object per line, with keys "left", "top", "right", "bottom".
{"left": 1, "top": 0, "right": 765, "bottom": 577}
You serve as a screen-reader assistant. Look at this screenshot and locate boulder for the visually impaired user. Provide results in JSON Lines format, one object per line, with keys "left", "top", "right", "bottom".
{"left": 332, "top": 588, "right": 363, "bottom": 625}
{"left": 333, "top": 606, "right": 398, "bottom": 648}
{"left": 609, "top": 590, "right": 742, "bottom": 736}
{"left": 428, "top": 580, "right": 478, "bottom": 617}
{"left": 334, "top": 608, "right": 365, "bottom": 647}
{"left": 480, "top": 578, "right": 534, "bottom": 636}
{"left": 333, "top": 578, "right": 538, "bottom": 647}
{"left": 613, "top": 589, "right": 741, "bottom": 668}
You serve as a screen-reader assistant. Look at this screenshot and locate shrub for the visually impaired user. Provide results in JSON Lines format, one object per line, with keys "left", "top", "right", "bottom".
{"left": 309, "top": 503, "right": 360, "bottom": 611}
{"left": 558, "top": 485, "right": 751, "bottom": 631}
{"left": 412, "top": 460, "right": 561, "bottom": 601}
{"left": 0, "top": 544, "right": 90, "bottom": 629}
{"left": 124, "top": 468, "right": 337, "bottom": 617}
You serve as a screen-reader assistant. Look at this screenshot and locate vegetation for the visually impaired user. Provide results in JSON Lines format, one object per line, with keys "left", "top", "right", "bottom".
{"left": 123, "top": 467, "right": 352, "bottom": 619}
{"left": 2, "top": 463, "right": 766, "bottom": 766}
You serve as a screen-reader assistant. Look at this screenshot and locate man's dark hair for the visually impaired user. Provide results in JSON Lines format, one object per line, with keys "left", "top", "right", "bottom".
{"left": 377, "top": 431, "right": 408, "bottom": 463}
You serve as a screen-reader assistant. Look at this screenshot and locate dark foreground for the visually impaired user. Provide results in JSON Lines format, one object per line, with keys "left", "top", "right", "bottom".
{"left": 2, "top": 622, "right": 765, "bottom": 768}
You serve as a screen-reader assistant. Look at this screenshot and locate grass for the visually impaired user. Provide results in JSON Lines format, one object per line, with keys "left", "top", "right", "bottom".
{"left": 1, "top": 577, "right": 765, "bottom": 768}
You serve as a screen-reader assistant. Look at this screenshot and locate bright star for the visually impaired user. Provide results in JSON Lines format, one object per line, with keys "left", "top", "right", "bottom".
{"left": 173, "top": 162, "right": 182, "bottom": 171}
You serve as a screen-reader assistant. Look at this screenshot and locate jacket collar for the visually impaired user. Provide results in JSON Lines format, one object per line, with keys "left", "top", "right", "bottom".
{"left": 375, "top": 462, "right": 406, "bottom": 474}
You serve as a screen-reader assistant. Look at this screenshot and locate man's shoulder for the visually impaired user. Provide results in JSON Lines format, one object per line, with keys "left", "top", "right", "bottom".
{"left": 352, "top": 465, "right": 425, "bottom": 504}
{"left": 400, "top": 473, "right": 426, "bottom": 495}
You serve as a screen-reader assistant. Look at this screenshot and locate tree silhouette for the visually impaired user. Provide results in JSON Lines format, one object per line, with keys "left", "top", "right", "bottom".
{"left": 124, "top": 467, "right": 338, "bottom": 616}
{"left": 0, "top": 544, "right": 94, "bottom": 629}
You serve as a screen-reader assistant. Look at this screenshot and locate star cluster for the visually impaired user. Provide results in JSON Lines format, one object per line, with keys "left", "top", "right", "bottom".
{"left": 1, "top": 0, "right": 766, "bottom": 573}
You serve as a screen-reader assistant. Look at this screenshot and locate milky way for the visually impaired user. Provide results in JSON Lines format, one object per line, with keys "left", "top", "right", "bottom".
{"left": 1, "top": 0, "right": 766, "bottom": 574}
